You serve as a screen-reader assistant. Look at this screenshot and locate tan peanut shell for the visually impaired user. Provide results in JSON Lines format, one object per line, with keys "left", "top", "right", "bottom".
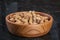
{"left": 6, "top": 11, "right": 53, "bottom": 37}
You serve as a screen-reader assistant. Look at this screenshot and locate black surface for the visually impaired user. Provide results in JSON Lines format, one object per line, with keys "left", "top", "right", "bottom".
{"left": 0, "top": 0, "right": 60, "bottom": 40}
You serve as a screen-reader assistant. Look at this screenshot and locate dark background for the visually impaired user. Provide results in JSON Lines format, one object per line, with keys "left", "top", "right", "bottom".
{"left": 0, "top": 0, "right": 60, "bottom": 40}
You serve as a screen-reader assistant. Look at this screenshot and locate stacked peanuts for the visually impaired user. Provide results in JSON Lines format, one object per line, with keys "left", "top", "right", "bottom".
{"left": 9, "top": 11, "right": 49, "bottom": 24}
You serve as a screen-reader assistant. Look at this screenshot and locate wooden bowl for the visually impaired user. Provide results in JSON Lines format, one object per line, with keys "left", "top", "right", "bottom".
{"left": 5, "top": 11, "right": 53, "bottom": 37}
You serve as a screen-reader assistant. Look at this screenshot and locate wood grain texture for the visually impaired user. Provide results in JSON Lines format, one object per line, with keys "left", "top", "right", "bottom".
{"left": 6, "top": 11, "right": 53, "bottom": 37}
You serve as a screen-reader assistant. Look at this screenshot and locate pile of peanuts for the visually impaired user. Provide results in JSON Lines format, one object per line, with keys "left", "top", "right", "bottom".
{"left": 9, "top": 11, "right": 49, "bottom": 24}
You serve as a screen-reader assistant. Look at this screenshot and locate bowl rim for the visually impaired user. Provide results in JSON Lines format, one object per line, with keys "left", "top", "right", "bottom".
{"left": 5, "top": 11, "right": 53, "bottom": 26}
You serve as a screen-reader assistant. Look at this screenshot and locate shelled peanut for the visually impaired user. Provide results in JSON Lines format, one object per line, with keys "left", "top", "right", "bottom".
{"left": 9, "top": 11, "right": 49, "bottom": 24}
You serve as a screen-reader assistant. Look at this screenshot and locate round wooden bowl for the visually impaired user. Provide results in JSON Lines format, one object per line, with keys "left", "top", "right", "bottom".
{"left": 5, "top": 11, "right": 53, "bottom": 37}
